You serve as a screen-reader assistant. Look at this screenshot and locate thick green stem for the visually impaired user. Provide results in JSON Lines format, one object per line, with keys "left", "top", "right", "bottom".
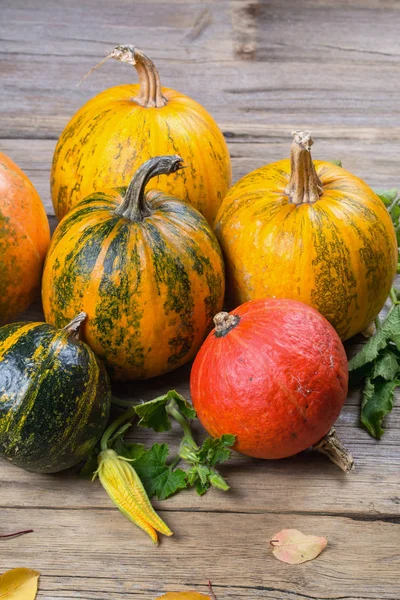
{"left": 374, "top": 315, "right": 381, "bottom": 330}
{"left": 166, "top": 401, "right": 198, "bottom": 449}
{"left": 168, "top": 455, "right": 182, "bottom": 470}
{"left": 114, "top": 155, "right": 184, "bottom": 222}
{"left": 390, "top": 287, "right": 399, "bottom": 305}
{"left": 111, "top": 396, "right": 137, "bottom": 409}
{"left": 101, "top": 406, "right": 137, "bottom": 452}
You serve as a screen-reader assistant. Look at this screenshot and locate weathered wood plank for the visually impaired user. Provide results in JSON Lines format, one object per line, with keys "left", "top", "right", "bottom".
{"left": 1, "top": 509, "right": 399, "bottom": 600}
{"left": 2, "top": 1, "right": 400, "bottom": 138}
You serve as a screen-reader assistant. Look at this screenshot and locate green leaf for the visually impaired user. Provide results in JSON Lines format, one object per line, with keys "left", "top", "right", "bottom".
{"left": 132, "top": 443, "right": 187, "bottom": 500}
{"left": 135, "top": 390, "right": 196, "bottom": 432}
{"left": 371, "top": 350, "right": 399, "bottom": 380}
{"left": 196, "top": 434, "right": 236, "bottom": 467}
{"left": 80, "top": 447, "right": 99, "bottom": 479}
{"left": 113, "top": 438, "right": 146, "bottom": 461}
{"left": 375, "top": 188, "right": 398, "bottom": 206}
{"left": 348, "top": 305, "right": 400, "bottom": 374}
{"left": 179, "top": 434, "right": 235, "bottom": 495}
{"left": 107, "top": 422, "right": 132, "bottom": 447}
{"left": 330, "top": 159, "right": 343, "bottom": 167}
{"left": 361, "top": 377, "right": 400, "bottom": 439}
{"left": 186, "top": 465, "right": 230, "bottom": 496}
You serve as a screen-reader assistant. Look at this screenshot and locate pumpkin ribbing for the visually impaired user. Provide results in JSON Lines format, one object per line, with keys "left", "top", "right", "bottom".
{"left": 43, "top": 156, "right": 225, "bottom": 380}
{"left": 0, "top": 315, "right": 111, "bottom": 473}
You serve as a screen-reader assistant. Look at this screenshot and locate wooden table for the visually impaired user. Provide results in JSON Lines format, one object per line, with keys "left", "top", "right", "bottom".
{"left": 1, "top": 1, "right": 399, "bottom": 598}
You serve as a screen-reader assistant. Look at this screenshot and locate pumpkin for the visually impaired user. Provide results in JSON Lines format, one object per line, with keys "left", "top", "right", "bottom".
{"left": 43, "top": 155, "right": 225, "bottom": 380}
{"left": 214, "top": 131, "right": 397, "bottom": 340}
{"left": 190, "top": 298, "right": 349, "bottom": 460}
{"left": 51, "top": 45, "right": 231, "bottom": 225}
{"left": 0, "top": 313, "right": 111, "bottom": 473}
{"left": 0, "top": 152, "right": 50, "bottom": 325}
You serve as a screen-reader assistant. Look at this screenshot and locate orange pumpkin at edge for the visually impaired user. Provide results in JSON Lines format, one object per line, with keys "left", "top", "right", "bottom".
{"left": 0, "top": 152, "right": 50, "bottom": 324}
{"left": 190, "top": 298, "right": 349, "bottom": 460}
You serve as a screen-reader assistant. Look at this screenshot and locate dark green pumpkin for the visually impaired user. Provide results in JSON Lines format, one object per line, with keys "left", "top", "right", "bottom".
{"left": 42, "top": 155, "right": 225, "bottom": 380}
{"left": 0, "top": 313, "right": 111, "bottom": 473}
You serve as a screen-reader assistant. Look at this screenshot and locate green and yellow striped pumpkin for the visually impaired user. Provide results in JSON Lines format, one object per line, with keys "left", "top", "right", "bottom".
{"left": 43, "top": 155, "right": 225, "bottom": 380}
{"left": 214, "top": 132, "right": 397, "bottom": 340}
{"left": 0, "top": 313, "right": 111, "bottom": 473}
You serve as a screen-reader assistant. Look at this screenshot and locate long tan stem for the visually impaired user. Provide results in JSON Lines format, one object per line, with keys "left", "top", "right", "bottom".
{"left": 285, "top": 131, "right": 323, "bottom": 205}
{"left": 78, "top": 45, "right": 167, "bottom": 108}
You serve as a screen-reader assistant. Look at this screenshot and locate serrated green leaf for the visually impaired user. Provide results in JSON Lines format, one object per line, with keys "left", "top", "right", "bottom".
{"left": 390, "top": 205, "right": 400, "bottom": 220}
{"left": 113, "top": 438, "right": 146, "bottom": 461}
{"left": 135, "top": 390, "right": 196, "bottom": 432}
{"left": 186, "top": 463, "right": 230, "bottom": 495}
{"left": 349, "top": 305, "right": 400, "bottom": 374}
{"left": 196, "top": 434, "right": 236, "bottom": 467}
{"left": 371, "top": 350, "right": 399, "bottom": 380}
{"left": 375, "top": 188, "right": 398, "bottom": 206}
{"left": 107, "top": 422, "right": 132, "bottom": 447}
{"left": 361, "top": 377, "right": 400, "bottom": 439}
{"left": 133, "top": 443, "right": 187, "bottom": 500}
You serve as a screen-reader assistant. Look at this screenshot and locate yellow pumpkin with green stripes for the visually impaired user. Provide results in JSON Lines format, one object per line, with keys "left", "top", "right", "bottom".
{"left": 214, "top": 131, "right": 397, "bottom": 340}
{"left": 0, "top": 313, "right": 111, "bottom": 473}
{"left": 43, "top": 155, "right": 225, "bottom": 380}
{"left": 51, "top": 45, "right": 231, "bottom": 225}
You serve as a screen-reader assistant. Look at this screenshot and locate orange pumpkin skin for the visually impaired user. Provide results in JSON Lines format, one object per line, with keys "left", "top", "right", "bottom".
{"left": 51, "top": 46, "right": 231, "bottom": 225}
{"left": 0, "top": 152, "right": 50, "bottom": 324}
{"left": 214, "top": 134, "right": 397, "bottom": 340}
{"left": 190, "top": 298, "right": 348, "bottom": 460}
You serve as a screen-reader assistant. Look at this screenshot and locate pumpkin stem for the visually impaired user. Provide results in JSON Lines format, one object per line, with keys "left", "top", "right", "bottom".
{"left": 313, "top": 427, "right": 354, "bottom": 473}
{"left": 285, "top": 131, "right": 323, "bottom": 205}
{"left": 114, "top": 155, "right": 184, "bottom": 222}
{"left": 63, "top": 312, "right": 87, "bottom": 339}
{"left": 213, "top": 311, "right": 240, "bottom": 337}
{"left": 78, "top": 45, "right": 167, "bottom": 108}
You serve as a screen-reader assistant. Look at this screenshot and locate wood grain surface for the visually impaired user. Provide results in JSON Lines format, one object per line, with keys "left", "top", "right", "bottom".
{"left": 0, "top": 1, "right": 399, "bottom": 599}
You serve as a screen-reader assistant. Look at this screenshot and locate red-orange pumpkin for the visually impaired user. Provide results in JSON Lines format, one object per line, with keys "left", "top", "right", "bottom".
{"left": 0, "top": 152, "right": 50, "bottom": 324}
{"left": 190, "top": 298, "right": 348, "bottom": 460}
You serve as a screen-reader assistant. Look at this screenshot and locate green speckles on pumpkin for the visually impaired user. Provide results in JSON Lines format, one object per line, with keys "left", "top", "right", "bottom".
{"left": 49, "top": 216, "right": 119, "bottom": 325}
{"left": 0, "top": 323, "right": 110, "bottom": 472}
{"left": 309, "top": 205, "right": 358, "bottom": 338}
{"left": 93, "top": 222, "right": 145, "bottom": 370}
{"left": 145, "top": 221, "right": 195, "bottom": 361}
{"left": 44, "top": 183, "right": 225, "bottom": 379}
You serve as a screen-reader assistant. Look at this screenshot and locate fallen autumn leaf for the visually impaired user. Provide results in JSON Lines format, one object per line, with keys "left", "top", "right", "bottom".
{"left": 270, "top": 528, "right": 328, "bottom": 565}
{"left": 0, "top": 567, "right": 40, "bottom": 599}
